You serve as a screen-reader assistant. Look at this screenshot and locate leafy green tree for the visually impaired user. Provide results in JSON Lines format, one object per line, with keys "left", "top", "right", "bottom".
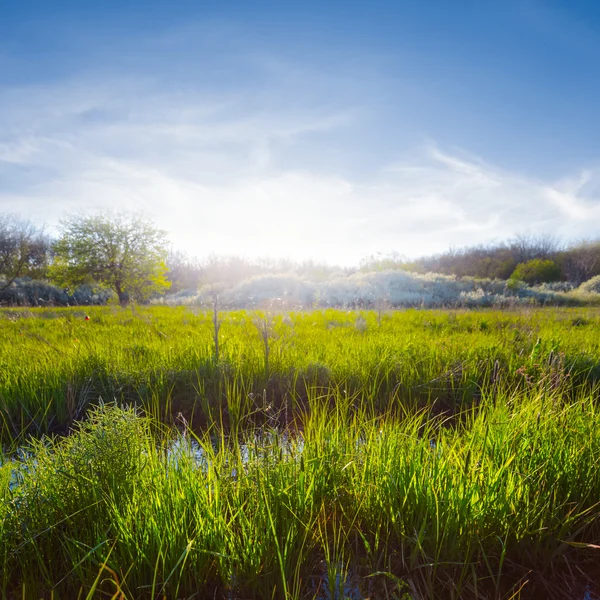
{"left": 509, "top": 259, "right": 562, "bottom": 286}
{"left": 50, "top": 213, "right": 170, "bottom": 304}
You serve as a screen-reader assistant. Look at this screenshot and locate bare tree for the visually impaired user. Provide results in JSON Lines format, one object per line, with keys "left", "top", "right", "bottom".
{"left": 166, "top": 249, "right": 203, "bottom": 293}
{"left": 509, "top": 234, "right": 561, "bottom": 263}
{"left": 559, "top": 240, "right": 600, "bottom": 285}
{"left": 0, "top": 214, "right": 50, "bottom": 291}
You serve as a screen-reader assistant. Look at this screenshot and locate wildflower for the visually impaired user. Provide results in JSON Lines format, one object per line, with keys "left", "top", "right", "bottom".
{"left": 84, "top": 315, "right": 90, "bottom": 321}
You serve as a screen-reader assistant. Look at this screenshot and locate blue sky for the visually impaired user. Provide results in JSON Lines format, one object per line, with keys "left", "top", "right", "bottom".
{"left": 1, "top": 0, "right": 600, "bottom": 264}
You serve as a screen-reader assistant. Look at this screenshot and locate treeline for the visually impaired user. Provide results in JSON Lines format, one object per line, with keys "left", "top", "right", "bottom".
{"left": 166, "top": 252, "right": 353, "bottom": 294}
{"left": 360, "top": 235, "right": 600, "bottom": 286}
{"left": 0, "top": 213, "right": 169, "bottom": 305}
{"left": 168, "top": 235, "right": 600, "bottom": 294}
{"left": 0, "top": 211, "right": 599, "bottom": 306}
{"left": 0, "top": 213, "right": 353, "bottom": 306}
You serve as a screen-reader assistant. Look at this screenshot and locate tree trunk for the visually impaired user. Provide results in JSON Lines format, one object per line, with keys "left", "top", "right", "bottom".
{"left": 115, "top": 285, "right": 129, "bottom": 306}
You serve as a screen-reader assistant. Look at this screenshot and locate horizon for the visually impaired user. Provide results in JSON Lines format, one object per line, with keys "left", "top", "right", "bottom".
{"left": 2, "top": 0, "right": 600, "bottom": 265}
{"left": 4, "top": 210, "right": 595, "bottom": 271}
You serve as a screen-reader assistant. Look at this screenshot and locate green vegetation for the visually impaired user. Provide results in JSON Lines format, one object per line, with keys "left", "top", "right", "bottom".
{"left": 1, "top": 306, "right": 600, "bottom": 598}
{"left": 0, "top": 305, "right": 599, "bottom": 438}
{"left": 580, "top": 274, "right": 600, "bottom": 295}
{"left": 1, "top": 211, "right": 599, "bottom": 309}
{"left": 361, "top": 235, "right": 600, "bottom": 286}
{"left": 509, "top": 259, "right": 561, "bottom": 285}
{"left": 50, "top": 212, "right": 170, "bottom": 304}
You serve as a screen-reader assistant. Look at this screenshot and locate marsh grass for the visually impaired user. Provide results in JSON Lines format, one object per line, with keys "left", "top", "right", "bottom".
{"left": 1, "top": 391, "right": 600, "bottom": 599}
{"left": 0, "top": 306, "right": 599, "bottom": 440}
{"left": 0, "top": 306, "right": 600, "bottom": 597}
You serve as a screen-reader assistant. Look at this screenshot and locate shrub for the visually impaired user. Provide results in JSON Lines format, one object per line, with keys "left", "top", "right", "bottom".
{"left": 509, "top": 259, "right": 562, "bottom": 286}
{"left": 163, "top": 269, "right": 579, "bottom": 309}
{"left": 535, "top": 281, "right": 574, "bottom": 293}
{"left": 579, "top": 274, "right": 600, "bottom": 294}
{"left": 0, "top": 279, "right": 113, "bottom": 306}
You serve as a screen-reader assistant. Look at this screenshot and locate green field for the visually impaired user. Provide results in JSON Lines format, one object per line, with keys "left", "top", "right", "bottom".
{"left": 1, "top": 306, "right": 600, "bottom": 598}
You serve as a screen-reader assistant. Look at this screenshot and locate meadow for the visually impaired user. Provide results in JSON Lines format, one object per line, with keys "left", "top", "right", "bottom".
{"left": 1, "top": 306, "right": 600, "bottom": 598}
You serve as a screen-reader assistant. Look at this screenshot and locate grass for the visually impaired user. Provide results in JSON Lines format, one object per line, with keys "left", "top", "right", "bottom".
{"left": 0, "top": 305, "right": 599, "bottom": 439}
{"left": 0, "top": 306, "right": 600, "bottom": 598}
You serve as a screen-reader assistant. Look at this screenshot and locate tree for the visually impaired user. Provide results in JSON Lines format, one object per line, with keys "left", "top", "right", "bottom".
{"left": 50, "top": 213, "right": 170, "bottom": 304}
{"left": 509, "top": 234, "right": 560, "bottom": 263}
{"left": 0, "top": 214, "right": 50, "bottom": 290}
{"left": 509, "top": 259, "right": 561, "bottom": 286}
{"left": 558, "top": 240, "right": 600, "bottom": 285}
{"left": 166, "top": 249, "right": 203, "bottom": 294}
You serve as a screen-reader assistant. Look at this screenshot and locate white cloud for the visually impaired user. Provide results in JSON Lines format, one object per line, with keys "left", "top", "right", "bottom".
{"left": 1, "top": 72, "right": 600, "bottom": 266}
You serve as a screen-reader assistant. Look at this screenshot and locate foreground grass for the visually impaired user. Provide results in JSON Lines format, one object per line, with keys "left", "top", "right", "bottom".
{"left": 1, "top": 307, "right": 600, "bottom": 598}
{"left": 2, "top": 395, "right": 600, "bottom": 599}
{"left": 0, "top": 305, "right": 599, "bottom": 440}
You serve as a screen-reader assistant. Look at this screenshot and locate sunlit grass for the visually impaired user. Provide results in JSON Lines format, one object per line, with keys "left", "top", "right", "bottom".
{"left": 2, "top": 393, "right": 600, "bottom": 599}
{"left": 0, "top": 306, "right": 599, "bottom": 597}
{"left": 0, "top": 305, "right": 599, "bottom": 440}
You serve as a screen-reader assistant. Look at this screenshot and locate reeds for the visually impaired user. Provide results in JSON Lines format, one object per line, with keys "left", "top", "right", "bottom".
{"left": 0, "top": 306, "right": 599, "bottom": 439}
{"left": 0, "top": 306, "right": 599, "bottom": 597}
{"left": 2, "top": 391, "right": 600, "bottom": 598}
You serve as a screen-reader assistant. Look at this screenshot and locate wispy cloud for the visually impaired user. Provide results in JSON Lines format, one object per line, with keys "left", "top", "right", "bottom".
{"left": 1, "top": 64, "right": 600, "bottom": 265}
